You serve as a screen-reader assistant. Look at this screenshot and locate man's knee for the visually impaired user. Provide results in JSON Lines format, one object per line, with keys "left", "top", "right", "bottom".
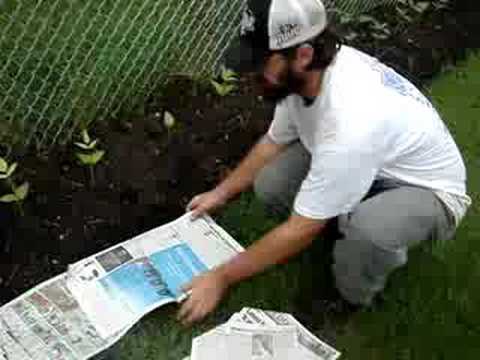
{"left": 254, "top": 141, "right": 310, "bottom": 211}
{"left": 332, "top": 224, "right": 408, "bottom": 305}
{"left": 253, "top": 168, "right": 274, "bottom": 205}
{"left": 253, "top": 168, "right": 290, "bottom": 215}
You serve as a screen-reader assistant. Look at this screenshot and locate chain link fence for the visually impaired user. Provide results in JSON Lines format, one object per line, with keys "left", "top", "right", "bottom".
{"left": 0, "top": 0, "right": 396, "bottom": 152}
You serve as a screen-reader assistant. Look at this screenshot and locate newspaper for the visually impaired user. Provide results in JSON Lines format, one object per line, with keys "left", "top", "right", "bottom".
{"left": 188, "top": 308, "right": 341, "bottom": 360}
{"left": 237, "top": 308, "right": 341, "bottom": 360}
{"left": 0, "top": 213, "right": 244, "bottom": 359}
{"left": 191, "top": 320, "right": 298, "bottom": 360}
{"left": 0, "top": 273, "right": 129, "bottom": 360}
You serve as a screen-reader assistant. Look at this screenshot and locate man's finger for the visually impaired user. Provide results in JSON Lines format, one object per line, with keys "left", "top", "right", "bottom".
{"left": 190, "top": 206, "right": 206, "bottom": 220}
{"left": 183, "top": 303, "right": 205, "bottom": 326}
{"left": 177, "top": 297, "right": 195, "bottom": 322}
{"left": 181, "top": 281, "right": 193, "bottom": 293}
{"left": 186, "top": 196, "right": 198, "bottom": 211}
{"left": 190, "top": 210, "right": 199, "bottom": 220}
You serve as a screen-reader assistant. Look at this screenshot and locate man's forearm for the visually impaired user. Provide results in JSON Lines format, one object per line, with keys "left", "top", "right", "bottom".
{"left": 215, "top": 215, "right": 325, "bottom": 286}
{"left": 216, "top": 135, "right": 286, "bottom": 200}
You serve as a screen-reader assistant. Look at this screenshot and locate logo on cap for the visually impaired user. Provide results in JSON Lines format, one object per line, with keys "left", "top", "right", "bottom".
{"left": 272, "top": 23, "right": 301, "bottom": 48}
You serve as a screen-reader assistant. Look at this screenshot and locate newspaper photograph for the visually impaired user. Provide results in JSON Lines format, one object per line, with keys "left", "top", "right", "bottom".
{"left": 227, "top": 315, "right": 298, "bottom": 360}
{"left": 66, "top": 213, "right": 244, "bottom": 338}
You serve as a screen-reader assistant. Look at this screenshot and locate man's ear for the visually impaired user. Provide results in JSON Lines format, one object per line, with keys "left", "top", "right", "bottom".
{"left": 293, "top": 44, "right": 314, "bottom": 71}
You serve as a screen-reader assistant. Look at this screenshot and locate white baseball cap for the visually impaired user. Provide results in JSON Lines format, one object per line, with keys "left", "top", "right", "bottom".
{"left": 225, "top": 0, "right": 328, "bottom": 72}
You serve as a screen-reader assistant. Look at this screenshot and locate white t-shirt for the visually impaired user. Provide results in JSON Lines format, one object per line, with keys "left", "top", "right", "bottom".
{"left": 267, "top": 45, "right": 472, "bottom": 226}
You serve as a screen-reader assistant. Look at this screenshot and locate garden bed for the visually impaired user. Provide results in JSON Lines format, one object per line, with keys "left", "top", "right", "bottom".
{"left": 0, "top": 1, "right": 478, "bottom": 307}
{"left": 0, "top": 77, "right": 272, "bottom": 304}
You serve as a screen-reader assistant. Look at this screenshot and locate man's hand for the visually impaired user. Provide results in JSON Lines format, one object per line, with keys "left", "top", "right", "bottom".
{"left": 187, "top": 188, "right": 228, "bottom": 219}
{"left": 177, "top": 270, "right": 230, "bottom": 326}
{"left": 176, "top": 215, "right": 325, "bottom": 326}
{"left": 186, "top": 135, "right": 287, "bottom": 219}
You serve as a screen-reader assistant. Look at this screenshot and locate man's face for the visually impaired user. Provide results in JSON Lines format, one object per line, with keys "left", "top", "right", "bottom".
{"left": 255, "top": 51, "right": 306, "bottom": 104}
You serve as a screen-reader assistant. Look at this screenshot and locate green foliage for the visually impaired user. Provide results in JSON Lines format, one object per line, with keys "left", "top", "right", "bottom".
{"left": 219, "top": 68, "right": 238, "bottom": 83}
{"left": 338, "top": 0, "right": 452, "bottom": 45}
{"left": 74, "top": 129, "right": 105, "bottom": 187}
{"left": 0, "top": 181, "right": 30, "bottom": 205}
{"left": 210, "top": 66, "right": 239, "bottom": 97}
{"left": 0, "top": 156, "right": 29, "bottom": 214}
{"left": 9, "top": 182, "right": 29, "bottom": 202}
{"left": 0, "top": 162, "right": 17, "bottom": 180}
{"left": 75, "top": 150, "right": 105, "bottom": 166}
{"left": 74, "top": 140, "right": 99, "bottom": 151}
{"left": 0, "top": 158, "right": 7, "bottom": 173}
{"left": 75, "top": 129, "right": 105, "bottom": 166}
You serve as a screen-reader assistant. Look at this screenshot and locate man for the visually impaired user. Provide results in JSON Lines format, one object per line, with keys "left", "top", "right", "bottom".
{"left": 177, "top": 0, "right": 472, "bottom": 326}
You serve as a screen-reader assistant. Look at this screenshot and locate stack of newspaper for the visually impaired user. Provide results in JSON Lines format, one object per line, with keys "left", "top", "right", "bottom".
{"left": 184, "top": 308, "right": 341, "bottom": 360}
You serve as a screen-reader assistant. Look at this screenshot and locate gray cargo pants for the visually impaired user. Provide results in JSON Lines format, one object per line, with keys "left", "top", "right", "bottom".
{"left": 254, "top": 141, "right": 456, "bottom": 306}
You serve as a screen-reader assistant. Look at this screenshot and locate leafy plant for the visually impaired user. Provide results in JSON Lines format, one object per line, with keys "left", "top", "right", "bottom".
{"left": 210, "top": 66, "right": 239, "bottom": 97}
{"left": 0, "top": 157, "right": 29, "bottom": 215}
{"left": 74, "top": 129, "right": 105, "bottom": 188}
{"left": 337, "top": 0, "right": 451, "bottom": 47}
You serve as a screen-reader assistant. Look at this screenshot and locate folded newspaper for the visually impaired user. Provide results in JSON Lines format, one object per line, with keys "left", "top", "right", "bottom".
{"left": 185, "top": 307, "right": 341, "bottom": 360}
{"left": 0, "top": 213, "right": 244, "bottom": 359}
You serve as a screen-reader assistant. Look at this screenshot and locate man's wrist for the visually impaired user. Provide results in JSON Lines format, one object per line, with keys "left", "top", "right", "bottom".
{"left": 215, "top": 185, "right": 231, "bottom": 202}
{"left": 213, "top": 264, "right": 234, "bottom": 288}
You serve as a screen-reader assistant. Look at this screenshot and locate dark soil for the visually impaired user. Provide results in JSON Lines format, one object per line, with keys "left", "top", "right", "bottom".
{"left": 0, "top": 3, "right": 478, "bottom": 307}
{"left": 0, "top": 76, "right": 272, "bottom": 304}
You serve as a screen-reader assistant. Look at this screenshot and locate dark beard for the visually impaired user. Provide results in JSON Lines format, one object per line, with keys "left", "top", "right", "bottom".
{"left": 261, "top": 86, "right": 292, "bottom": 104}
{"left": 257, "top": 70, "right": 305, "bottom": 105}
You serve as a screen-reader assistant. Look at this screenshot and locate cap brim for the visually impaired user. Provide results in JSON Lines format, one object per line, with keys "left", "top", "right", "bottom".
{"left": 223, "top": 37, "right": 265, "bottom": 74}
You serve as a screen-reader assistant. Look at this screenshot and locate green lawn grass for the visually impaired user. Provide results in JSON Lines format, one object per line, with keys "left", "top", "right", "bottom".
{"left": 117, "top": 54, "right": 480, "bottom": 359}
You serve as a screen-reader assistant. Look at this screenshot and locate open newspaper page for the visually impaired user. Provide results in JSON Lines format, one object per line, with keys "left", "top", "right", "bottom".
{"left": 237, "top": 308, "right": 341, "bottom": 360}
{"left": 67, "top": 213, "right": 244, "bottom": 338}
{"left": 0, "top": 213, "right": 243, "bottom": 360}
{"left": 0, "top": 273, "right": 127, "bottom": 360}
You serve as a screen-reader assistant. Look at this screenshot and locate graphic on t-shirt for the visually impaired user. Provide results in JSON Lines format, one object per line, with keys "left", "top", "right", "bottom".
{"left": 379, "top": 64, "right": 432, "bottom": 108}
{"left": 356, "top": 50, "right": 432, "bottom": 109}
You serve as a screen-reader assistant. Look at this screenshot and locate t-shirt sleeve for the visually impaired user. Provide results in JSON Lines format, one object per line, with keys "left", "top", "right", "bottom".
{"left": 293, "top": 142, "right": 381, "bottom": 220}
{"left": 267, "top": 101, "right": 299, "bottom": 144}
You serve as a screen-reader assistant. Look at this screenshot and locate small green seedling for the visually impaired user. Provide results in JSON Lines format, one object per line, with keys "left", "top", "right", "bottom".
{"left": 163, "top": 111, "right": 177, "bottom": 139}
{"left": 211, "top": 66, "right": 239, "bottom": 97}
{"left": 164, "top": 111, "right": 176, "bottom": 128}
{"left": 0, "top": 157, "right": 29, "bottom": 215}
{"left": 75, "top": 129, "right": 105, "bottom": 188}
